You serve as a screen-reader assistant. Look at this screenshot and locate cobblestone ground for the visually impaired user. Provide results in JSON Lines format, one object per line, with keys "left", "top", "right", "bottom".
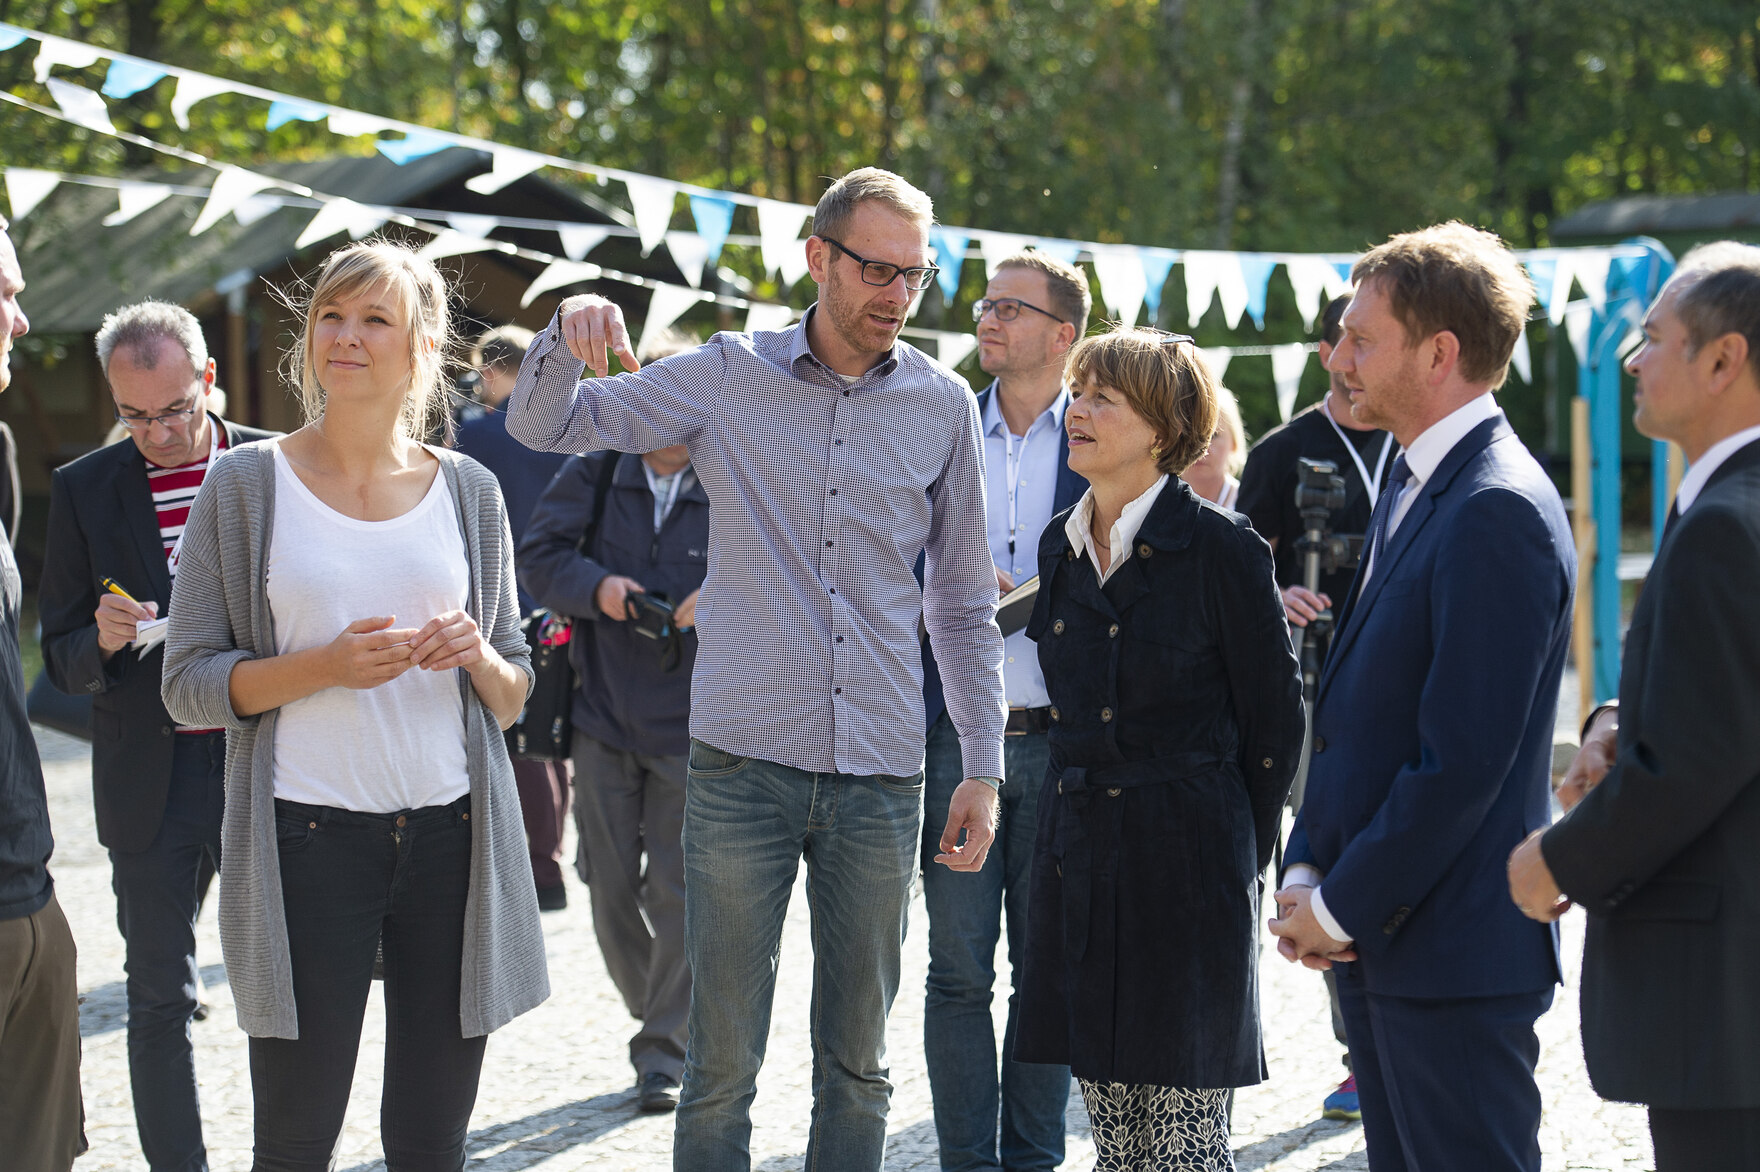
{"left": 42, "top": 721, "right": 1653, "bottom": 1172}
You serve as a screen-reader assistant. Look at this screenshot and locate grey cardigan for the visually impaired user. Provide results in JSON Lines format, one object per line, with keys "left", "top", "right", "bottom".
{"left": 162, "top": 442, "right": 548, "bottom": 1039}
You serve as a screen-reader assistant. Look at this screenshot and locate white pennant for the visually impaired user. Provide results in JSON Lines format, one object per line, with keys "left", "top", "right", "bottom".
{"left": 33, "top": 35, "right": 103, "bottom": 83}
{"left": 232, "top": 194, "right": 282, "bottom": 227}
{"left": 638, "top": 285, "right": 712, "bottom": 359}
{"left": 757, "top": 199, "right": 812, "bottom": 278}
{"left": 103, "top": 181, "right": 174, "bottom": 226}
{"left": 777, "top": 240, "right": 812, "bottom": 289}
{"left": 975, "top": 232, "right": 1034, "bottom": 278}
{"left": 190, "top": 167, "right": 280, "bottom": 236}
{"left": 1545, "top": 252, "right": 1575, "bottom": 326}
{"left": 5, "top": 168, "right": 61, "bottom": 222}
{"left": 1271, "top": 344, "right": 1310, "bottom": 423}
{"left": 325, "top": 109, "right": 392, "bottom": 137}
{"left": 1565, "top": 303, "right": 1593, "bottom": 367}
{"left": 170, "top": 73, "right": 231, "bottom": 130}
{"left": 445, "top": 213, "right": 499, "bottom": 239}
{"left": 418, "top": 230, "right": 502, "bottom": 261}
{"left": 1509, "top": 329, "right": 1532, "bottom": 384}
{"left": 296, "top": 198, "right": 388, "bottom": 248}
{"left": 744, "top": 303, "right": 796, "bottom": 334}
{"left": 45, "top": 78, "right": 115, "bottom": 134}
{"left": 623, "top": 175, "right": 679, "bottom": 256}
{"left": 665, "top": 231, "right": 712, "bottom": 288}
{"left": 1201, "top": 346, "right": 1233, "bottom": 384}
{"left": 1324, "top": 257, "right": 1355, "bottom": 299}
{"left": 519, "top": 260, "right": 603, "bottom": 308}
{"left": 1284, "top": 257, "right": 1335, "bottom": 333}
{"left": 1573, "top": 250, "right": 1613, "bottom": 316}
{"left": 1183, "top": 252, "right": 1224, "bottom": 328}
{"left": 1091, "top": 246, "right": 1148, "bottom": 327}
{"left": 1214, "top": 254, "right": 1252, "bottom": 329}
{"left": 937, "top": 332, "right": 980, "bottom": 370}
{"left": 464, "top": 148, "right": 545, "bottom": 195}
{"left": 557, "top": 225, "right": 611, "bottom": 262}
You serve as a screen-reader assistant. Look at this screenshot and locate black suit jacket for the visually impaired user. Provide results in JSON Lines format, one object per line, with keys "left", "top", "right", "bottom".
{"left": 1543, "top": 436, "right": 1760, "bottom": 1110}
{"left": 39, "top": 419, "right": 276, "bottom": 853}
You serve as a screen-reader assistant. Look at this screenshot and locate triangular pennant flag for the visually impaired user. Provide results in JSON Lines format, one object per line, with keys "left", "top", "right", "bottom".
{"left": 1238, "top": 255, "right": 1278, "bottom": 331}
{"left": 5, "top": 168, "right": 60, "bottom": 222}
{"left": 1565, "top": 303, "right": 1593, "bottom": 367}
{"left": 1508, "top": 328, "right": 1532, "bottom": 384}
{"left": 417, "top": 230, "right": 501, "bottom": 261}
{"left": 1140, "top": 249, "right": 1179, "bottom": 324}
{"left": 1284, "top": 257, "right": 1334, "bottom": 333}
{"left": 623, "top": 175, "right": 679, "bottom": 256}
{"left": 232, "top": 194, "right": 282, "bottom": 228}
{"left": 33, "top": 34, "right": 102, "bottom": 83}
{"left": 445, "top": 213, "right": 499, "bottom": 239}
{"left": 266, "top": 99, "right": 328, "bottom": 132}
{"left": 1573, "top": 250, "right": 1613, "bottom": 316}
{"left": 1213, "top": 254, "right": 1252, "bottom": 330}
{"left": 520, "top": 260, "right": 603, "bottom": 308}
{"left": 45, "top": 78, "right": 115, "bottom": 134}
{"left": 936, "top": 332, "right": 980, "bottom": 370}
{"left": 664, "top": 231, "right": 712, "bottom": 288}
{"left": 101, "top": 59, "right": 168, "bottom": 99}
{"left": 1183, "top": 252, "right": 1224, "bottom": 328}
{"left": 377, "top": 132, "right": 451, "bottom": 164}
{"left": 1325, "top": 257, "right": 1356, "bottom": 298}
{"left": 0, "top": 26, "right": 28, "bottom": 52}
{"left": 296, "top": 198, "right": 388, "bottom": 248}
{"left": 638, "top": 285, "right": 713, "bottom": 358}
{"left": 976, "top": 231, "right": 1034, "bottom": 278}
{"left": 170, "top": 73, "right": 231, "bottom": 130}
{"left": 757, "top": 199, "right": 812, "bottom": 278}
{"left": 1032, "top": 239, "right": 1084, "bottom": 268}
{"left": 465, "top": 148, "right": 546, "bottom": 195}
{"left": 688, "top": 194, "right": 736, "bottom": 265}
{"left": 1201, "top": 346, "right": 1233, "bottom": 384}
{"left": 777, "top": 242, "right": 812, "bottom": 289}
{"left": 1091, "top": 246, "right": 1148, "bottom": 328}
{"left": 1543, "top": 253, "right": 1575, "bottom": 326}
{"left": 745, "top": 303, "right": 795, "bottom": 333}
{"left": 928, "top": 228, "right": 969, "bottom": 303}
{"left": 325, "top": 109, "right": 391, "bottom": 137}
{"left": 190, "top": 166, "right": 280, "bottom": 236}
{"left": 1271, "top": 344, "right": 1310, "bottom": 423}
{"left": 558, "top": 225, "right": 611, "bottom": 262}
{"left": 102, "top": 181, "right": 173, "bottom": 226}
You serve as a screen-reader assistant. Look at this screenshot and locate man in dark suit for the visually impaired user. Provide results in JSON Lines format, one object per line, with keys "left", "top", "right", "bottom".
{"left": 39, "top": 300, "right": 273, "bottom": 1172}
{"left": 1509, "top": 242, "right": 1760, "bottom": 1171}
{"left": 919, "top": 251, "right": 1087, "bottom": 1172}
{"left": 1268, "top": 223, "right": 1574, "bottom": 1172}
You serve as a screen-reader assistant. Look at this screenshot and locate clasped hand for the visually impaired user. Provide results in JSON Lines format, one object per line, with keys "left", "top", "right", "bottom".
{"left": 1267, "top": 885, "right": 1357, "bottom": 970}
{"left": 327, "top": 612, "right": 491, "bottom": 689}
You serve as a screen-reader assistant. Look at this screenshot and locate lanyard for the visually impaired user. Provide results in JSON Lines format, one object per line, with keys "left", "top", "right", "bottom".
{"left": 644, "top": 466, "right": 684, "bottom": 534}
{"left": 1003, "top": 428, "right": 1026, "bottom": 557}
{"left": 1321, "top": 398, "right": 1394, "bottom": 509}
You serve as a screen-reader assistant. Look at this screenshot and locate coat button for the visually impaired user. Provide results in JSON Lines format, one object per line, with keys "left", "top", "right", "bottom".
{"left": 1262, "top": 757, "right": 1274, "bottom": 768}
{"left": 161, "top": 725, "right": 173, "bottom": 736}
{"left": 1053, "top": 619, "right": 1065, "bottom": 634}
{"left": 1057, "top": 779, "right": 1063, "bottom": 795}
{"left": 1100, "top": 707, "right": 1113, "bottom": 722}
{"left": 1107, "top": 786, "right": 1122, "bottom": 797}
{"left": 1314, "top": 736, "right": 1327, "bottom": 753}
{"left": 1139, "top": 543, "right": 1153, "bottom": 558}
{"left": 1049, "top": 707, "right": 1060, "bottom": 722}
{"left": 1065, "top": 548, "right": 1075, "bottom": 561}
{"left": 1108, "top": 623, "right": 1119, "bottom": 638}
{"left": 1056, "top": 863, "right": 1063, "bottom": 877}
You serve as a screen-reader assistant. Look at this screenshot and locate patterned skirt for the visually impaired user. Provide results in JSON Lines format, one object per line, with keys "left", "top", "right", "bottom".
{"left": 1079, "top": 1078, "right": 1234, "bottom": 1171}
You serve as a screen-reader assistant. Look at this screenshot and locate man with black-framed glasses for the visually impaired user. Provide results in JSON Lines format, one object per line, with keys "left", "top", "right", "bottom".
{"left": 38, "top": 299, "right": 274, "bottom": 1172}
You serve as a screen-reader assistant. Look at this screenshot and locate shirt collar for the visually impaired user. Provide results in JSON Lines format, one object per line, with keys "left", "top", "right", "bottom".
{"left": 982, "top": 382, "right": 1069, "bottom": 440}
{"left": 1064, "top": 474, "right": 1170, "bottom": 583}
{"left": 1677, "top": 422, "right": 1760, "bottom": 513}
{"left": 788, "top": 303, "right": 901, "bottom": 381}
{"left": 1402, "top": 392, "right": 1501, "bottom": 486}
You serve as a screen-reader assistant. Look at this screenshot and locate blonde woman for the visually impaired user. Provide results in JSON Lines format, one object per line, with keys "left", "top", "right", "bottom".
{"left": 162, "top": 240, "right": 546, "bottom": 1169}
{"left": 1179, "top": 383, "right": 1247, "bottom": 509}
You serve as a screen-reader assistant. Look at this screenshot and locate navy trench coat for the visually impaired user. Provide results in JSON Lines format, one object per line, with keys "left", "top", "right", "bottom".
{"left": 1013, "top": 478, "right": 1304, "bottom": 1088}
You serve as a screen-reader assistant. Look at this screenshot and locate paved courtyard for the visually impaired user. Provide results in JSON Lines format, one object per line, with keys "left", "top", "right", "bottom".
{"left": 38, "top": 721, "right": 1655, "bottom": 1171}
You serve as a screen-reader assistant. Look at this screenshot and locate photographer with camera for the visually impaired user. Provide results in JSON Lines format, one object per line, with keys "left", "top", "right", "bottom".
{"left": 518, "top": 416, "right": 706, "bottom": 1113}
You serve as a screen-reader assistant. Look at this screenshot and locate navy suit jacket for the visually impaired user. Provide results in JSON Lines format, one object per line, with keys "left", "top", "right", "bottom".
{"left": 922, "top": 383, "right": 1086, "bottom": 731}
{"left": 1286, "top": 413, "right": 1573, "bottom": 999}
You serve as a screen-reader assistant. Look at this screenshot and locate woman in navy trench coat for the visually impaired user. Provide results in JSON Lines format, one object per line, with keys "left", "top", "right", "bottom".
{"left": 1013, "top": 328, "right": 1304, "bottom": 1171}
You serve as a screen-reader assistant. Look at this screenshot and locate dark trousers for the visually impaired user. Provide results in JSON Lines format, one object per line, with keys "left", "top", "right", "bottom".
{"left": 512, "top": 757, "right": 570, "bottom": 891}
{"left": 250, "top": 796, "right": 486, "bottom": 1172}
{"left": 109, "top": 731, "right": 224, "bottom": 1172}
{"left": 0, "top": 892, "right": 86, "bottom": 1171}
{"left": 1335, "top": 964, "right": 1549, "bottom": 1172}
{"left": 1650, "top": 1106, "right": 1760, "bottom": 1171}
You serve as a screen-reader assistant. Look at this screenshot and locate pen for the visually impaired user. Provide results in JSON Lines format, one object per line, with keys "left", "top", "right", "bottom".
{"left": 101, "top": 577, "right": 140, "bottom": 605}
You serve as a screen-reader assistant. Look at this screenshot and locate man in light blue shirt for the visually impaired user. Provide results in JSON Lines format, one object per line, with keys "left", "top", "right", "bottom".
{"left": 920, "top": 252, "right": 1089, "bottom": 1172}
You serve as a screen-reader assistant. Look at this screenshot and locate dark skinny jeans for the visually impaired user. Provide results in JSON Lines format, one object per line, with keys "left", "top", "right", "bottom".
{"left": 250, "top": 796, "right": 486, "bottom": 1172}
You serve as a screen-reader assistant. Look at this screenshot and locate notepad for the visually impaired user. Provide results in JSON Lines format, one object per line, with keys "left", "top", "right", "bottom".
{"left": 135, "top": 616, "right": 169, "bottom": 657}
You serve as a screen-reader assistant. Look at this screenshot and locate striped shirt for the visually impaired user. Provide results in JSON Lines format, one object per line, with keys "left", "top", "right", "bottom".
{"left": 507, "top": 304, "right": 1006, "bottom": 781}
{"left": 150, "top": 421, "right": 226, "bottom": 578}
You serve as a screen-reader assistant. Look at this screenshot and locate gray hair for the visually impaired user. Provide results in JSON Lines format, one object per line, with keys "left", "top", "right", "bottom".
{"left": 1665, "top": 241, "right": 1760, "bottom": 385}
{"left": 95, "top": 300, "right": 209, "bottom": 378}
{"left": 812, "top": 168, "right": 933, "bottom": 243}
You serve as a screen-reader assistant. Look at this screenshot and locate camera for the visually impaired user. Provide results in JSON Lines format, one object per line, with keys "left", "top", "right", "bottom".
{"left": 624, "top": 592, "right": 677, "bottom": 641}
{"left": 1294, "top": 458, "right": 1363, "bottom": 574}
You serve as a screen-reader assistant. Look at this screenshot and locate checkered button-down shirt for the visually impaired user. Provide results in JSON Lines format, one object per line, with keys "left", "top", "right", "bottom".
{"left": 507, "top": 305, "right": 1006, "bottom": 780}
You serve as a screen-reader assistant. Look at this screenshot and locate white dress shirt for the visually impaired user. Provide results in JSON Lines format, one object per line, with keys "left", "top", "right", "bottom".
{"left": 982, "top": 386, "right": 1068, "bottom": 709}
{"left": 1065, "top": 475, "right": 1171, "bottom": 586}
{"left": 1675, "top": 422, "right": 1760, "bottom": 514}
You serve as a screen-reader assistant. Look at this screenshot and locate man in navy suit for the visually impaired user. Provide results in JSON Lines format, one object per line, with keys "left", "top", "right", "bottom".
{"left": 920, "top": 251, "right": 1087, "bottom": 1172}
{"left": 1269, "top": 222, "right": 1574, "bottom": 1172}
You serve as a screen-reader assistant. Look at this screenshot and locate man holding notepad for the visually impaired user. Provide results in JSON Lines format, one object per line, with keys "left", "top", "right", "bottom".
{"left": 38, "top": 300, "right": 273, "bottom": 1172}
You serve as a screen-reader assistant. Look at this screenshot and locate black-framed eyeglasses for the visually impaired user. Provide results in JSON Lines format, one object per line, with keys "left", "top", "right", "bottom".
{"left": 972, "top": 297, "right": 1067, "bottom": 325}
{"left": 819, "top": 237, "right": 940, "bottom": 292}
{"left": 114, "top": 402, "right": 201, "bottom": 431}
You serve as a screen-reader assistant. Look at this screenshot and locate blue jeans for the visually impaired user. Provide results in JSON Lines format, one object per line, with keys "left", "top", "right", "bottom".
{"left": 108, "top": 731, "right": 224, "bottom": 1172}
{"left": 921, "top": 713, "right": 1069, "bottom": 1172}
{"left": 673, "top": 740, "right": 923, "bottom": 1172}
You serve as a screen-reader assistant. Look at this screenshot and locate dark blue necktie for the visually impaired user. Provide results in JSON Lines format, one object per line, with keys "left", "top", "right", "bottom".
{"left": 1364, "top": 453, "right": 1413, "bottom": 577}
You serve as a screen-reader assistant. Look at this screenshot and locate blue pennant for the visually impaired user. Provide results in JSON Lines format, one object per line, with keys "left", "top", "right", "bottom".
{"left": 929, "top": 228, "right": 969, "bottom": 303}
{"left": 266, "top": 99, "right": 329, "bottom": 132}
{"left": 101, "top": 59, "right": 168, "bottom": 99}
{"left": 377, "top": 132, "right": 452, "bottom": 164}
{"left": 1239, "top": 254, "right": 1279, "bottom": 329}
{"left": 688, "top": 194, "right": 736, "bottom": 265}
{"left": 1140, "top": 248, "right": 1178, "bottom": 322}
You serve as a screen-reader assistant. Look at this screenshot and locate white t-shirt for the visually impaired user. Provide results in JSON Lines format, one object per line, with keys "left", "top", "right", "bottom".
{"left": 267, "top": 443, "right": 471, "bottom": 812}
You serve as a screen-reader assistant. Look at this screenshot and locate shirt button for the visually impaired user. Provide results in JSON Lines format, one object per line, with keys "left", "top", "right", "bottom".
{"left": 835, "top": 439, "right": 843, "bottom": 445}
{"left": 843, "top": 389, "right": 851, "bottom": 396}
{"left": 829, "top": 488, "right": 837, "bottom": 496}
{"left": 1100, "top": 707, "right": 1113, "bottom": 722}
{"left": 1108, "top": 623, "right": 1119, "bottom": 638}
{"left": 826, "top": 540, "right": 834, "bottom": 547}
{"left": 1006, "top": 656, "right": 1014, "bottom": 663}
{"left": 835, "top": 687, "right": 843, "bottom": 694}
{"left": 1052, "top": 619, "right": 1065, "bottom": 634}
{"left": 835, "top": 636, "right": 844, "bottom": 643}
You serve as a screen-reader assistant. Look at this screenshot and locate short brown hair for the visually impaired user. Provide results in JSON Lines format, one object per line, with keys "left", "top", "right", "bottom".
{"left": 995, "top": 251, "right": 1092, "bottom": 335}
{"left": 1351, "top": 222, "right": 1534, "bottom": 387}
{"left": 1666, "top": 241, "right": 1760, "bottom": 386}
{"left": 812, "top": 168, "right": 933, "bottom": 242}
{"left": 1066, "top": 328, "right": 1218, "bottom": 476}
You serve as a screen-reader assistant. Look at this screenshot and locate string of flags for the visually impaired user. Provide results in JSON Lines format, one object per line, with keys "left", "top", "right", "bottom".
{"left": 0, "top": 21, "right": 1648, "bottom": 420}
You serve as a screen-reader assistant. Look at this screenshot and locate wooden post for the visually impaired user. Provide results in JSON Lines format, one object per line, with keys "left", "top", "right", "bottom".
{"left": 1571, "top": 396, "right": 1595, "bottom": 732}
